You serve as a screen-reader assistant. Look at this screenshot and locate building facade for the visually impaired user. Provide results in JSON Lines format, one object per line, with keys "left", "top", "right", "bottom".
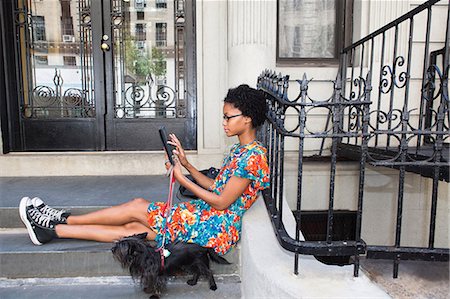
{"left": 0, "top": 0, "right": 448, "bottom": 250}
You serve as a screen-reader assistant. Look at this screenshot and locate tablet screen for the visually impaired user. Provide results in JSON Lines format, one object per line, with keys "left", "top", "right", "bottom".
{"left": 159, "top": 126, "right": 175, "bottom": 165}
{"left": 159, "top": 127, "right": 174, "bottom": 165}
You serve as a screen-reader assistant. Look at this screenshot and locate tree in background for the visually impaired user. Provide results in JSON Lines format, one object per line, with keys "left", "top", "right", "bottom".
{"left": 149, "top": 47, "right": 167, "bottom": 83}
{"left": 124, "top": 37, "right": 166, "bottom": 84}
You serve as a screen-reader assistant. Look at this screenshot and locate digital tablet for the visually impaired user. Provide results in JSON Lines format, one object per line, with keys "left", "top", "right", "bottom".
{"left": 159, "top": 126, "right": 175, "bottom": 165}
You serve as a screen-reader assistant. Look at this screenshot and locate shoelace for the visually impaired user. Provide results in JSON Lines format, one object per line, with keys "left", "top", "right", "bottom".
{"left": 29, "top": 208, "right": 53, "bottom": 228}
{"left": 39, "top": 205, "right": 66, "bottom": 220}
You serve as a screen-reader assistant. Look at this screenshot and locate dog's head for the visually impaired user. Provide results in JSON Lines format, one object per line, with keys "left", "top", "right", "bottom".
{"left": 111, "top": 232, "right": 150, "bottom": 267}
{"left": 111, "top": 232, "right": 167, "bottom": 295}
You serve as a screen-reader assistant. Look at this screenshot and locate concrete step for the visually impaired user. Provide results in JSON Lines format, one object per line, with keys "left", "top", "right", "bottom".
{"left": 0, "top": 175, "right": 187, "bottom": 228}
{"left": 0, "top": 276, "right": 242, "bottom": 299}
{"left": 0, "top": 229, "right": 240, "bottom": 279}
{"left": 0, "top": 175, "right": 241, "bottom": 295}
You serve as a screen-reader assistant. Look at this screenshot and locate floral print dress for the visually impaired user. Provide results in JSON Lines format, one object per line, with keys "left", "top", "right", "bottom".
{"left": 147, "top": 140, "right": 270, "bottom": 255}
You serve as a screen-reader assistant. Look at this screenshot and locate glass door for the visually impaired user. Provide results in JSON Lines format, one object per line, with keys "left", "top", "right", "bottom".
{"left": 103, "top": 0, "right": 197, "bottom": 150}
{"left": 12, "top": 0, "right": 105, "bottom": 150}
{"left": 8, "top": 0, "right": 196, "bottom": 151}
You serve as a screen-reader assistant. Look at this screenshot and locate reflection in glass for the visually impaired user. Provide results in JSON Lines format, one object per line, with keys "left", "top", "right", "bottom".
{"left": 15, "top": 0, "right": 95, "bottom": 118}
{"left": 112, "top": 0, "right": 184, "bottom": 119}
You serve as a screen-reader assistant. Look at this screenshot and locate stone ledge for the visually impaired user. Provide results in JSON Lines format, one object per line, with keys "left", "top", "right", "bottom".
{"left": 240, "top": 195, "right": 390, "bottom": 298}
{"left": 0, "top": 153, "right": 225, "bottom": 177}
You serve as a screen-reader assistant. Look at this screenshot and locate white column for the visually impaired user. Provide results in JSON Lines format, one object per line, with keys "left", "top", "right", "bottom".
{"left": 227, "top": 0, "right": 276, "bottom": 88}
{"left": 196, "top": 0, "right": 229, "bottom": 154}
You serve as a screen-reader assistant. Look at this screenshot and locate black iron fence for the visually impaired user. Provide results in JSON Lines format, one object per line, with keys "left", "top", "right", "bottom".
{"left": 338, "top": 0, "right": 449, "bottom": 182}
{"left": 258, "top": 0, "right": 449, "bottom": 278}
{"left": 258, "top": 70, "right": 370, "bottom": 278}
{"left": 338, "top": 0, "right": 449, "bottom": 278}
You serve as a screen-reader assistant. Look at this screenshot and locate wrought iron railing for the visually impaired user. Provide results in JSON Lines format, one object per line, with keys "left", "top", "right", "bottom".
{"left": 258, "top": 70, "right": 370, "bottom": 277}
{"left": 258, "top": 0, "right": 449, "bottom": 278}
{"left": 338, "top": 0, "right": 449, "bottom": 278}
{"left": 338, "top": 0, "right": 449, "bottom": 180}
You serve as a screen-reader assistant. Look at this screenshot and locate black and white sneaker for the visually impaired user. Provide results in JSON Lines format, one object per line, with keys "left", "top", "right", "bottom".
{"left": 31, "top": 197, "right": 70, "bottom": 224}
{"left": 19, "top": 197, "right": 57, "bottom": 245}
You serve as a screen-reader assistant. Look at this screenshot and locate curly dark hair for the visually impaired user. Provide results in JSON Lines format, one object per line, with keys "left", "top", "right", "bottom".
{"left": 224, "top": 84, "right": 268, "bottom": 128}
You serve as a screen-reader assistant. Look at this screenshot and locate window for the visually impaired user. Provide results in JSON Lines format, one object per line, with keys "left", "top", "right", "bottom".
{"left": 35, "top": 55, "right": 48, "bottom": 65}
{"left": 156, "top": 0, "right": 167, "bottom": 9}
{"left": 63, "top": 56, "right": 76, "bottom": 66}
{"left": 137, "top": 11, "right": 144, "bottom": 20}
{"left": 155, "top": 22, "right": 167, "bottom": 47}
{"left": 277, "top": 0, "right": 352, "bottom": 64}
{"left": 32, "top": 16, "right": 46, "bottom": 41}
{"left": 135, "top": 23, "right": 146, "bottom": 41}
{"left": 135, "top": 0, "right": 145, "bottom": 9}
{"left": 136, "top": 41, "right": 146, "bottom": 50}
{"left": 60, "top": 0, "right": 74, "bottom": 36}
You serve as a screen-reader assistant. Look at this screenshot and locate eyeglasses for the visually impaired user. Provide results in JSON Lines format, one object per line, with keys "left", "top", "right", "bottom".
{"left": 223, "top": 114, "right": 243, "bottom": 121}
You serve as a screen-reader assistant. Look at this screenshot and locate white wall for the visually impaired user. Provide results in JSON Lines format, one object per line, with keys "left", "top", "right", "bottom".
{"left": 282, "top": 157, "right": 449, "bottom": 249}
{"left": 196, "top": 0, "right": 228, "bottom": 155}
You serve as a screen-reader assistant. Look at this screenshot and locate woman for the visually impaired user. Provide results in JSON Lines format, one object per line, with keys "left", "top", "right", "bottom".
{"left": 19, "top": 84, "right": 270, "bottom": 255}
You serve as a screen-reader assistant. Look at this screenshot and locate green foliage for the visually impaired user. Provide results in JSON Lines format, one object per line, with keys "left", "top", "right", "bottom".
{"left": 124, "top": 36, "right": 166, "bottom": 81}
{"left": 149, "top": 47, "right": 167, "bottom": 78}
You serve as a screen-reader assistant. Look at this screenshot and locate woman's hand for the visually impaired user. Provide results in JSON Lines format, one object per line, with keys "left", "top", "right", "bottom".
{"left": 164, "top": 152, "right": 171, "bottom": 171}
{"left": 168, "top": 134, "right": 189, "bottom": 168}
{"left": 164, "top": 152, "right": 183, "bottom": 180}
{"left": 171, "top": 155, "right": 183, "bottom": 180}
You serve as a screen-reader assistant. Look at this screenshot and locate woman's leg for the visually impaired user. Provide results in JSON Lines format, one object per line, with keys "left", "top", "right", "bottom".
{"left": 67, "top": 198, "right": 150, "bottom": 226}
{"left": 55, "top": 221, "right": 157, "bottom": 242}
{"left": 55, "top": 197, "right": 157, "bottom": 242}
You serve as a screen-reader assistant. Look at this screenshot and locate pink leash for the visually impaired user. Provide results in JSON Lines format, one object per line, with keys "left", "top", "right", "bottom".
{"left": 156, "top": 165, "right": 176, "bottom": 270}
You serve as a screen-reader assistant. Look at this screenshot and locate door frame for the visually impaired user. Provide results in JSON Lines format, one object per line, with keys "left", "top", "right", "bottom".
{"left": 1, "top": 0, "right": 21, "bottom": 153}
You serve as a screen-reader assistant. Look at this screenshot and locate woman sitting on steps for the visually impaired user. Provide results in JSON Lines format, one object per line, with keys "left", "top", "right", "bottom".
{"left": 19, "top": 84, "right": 270, "bottom": 256}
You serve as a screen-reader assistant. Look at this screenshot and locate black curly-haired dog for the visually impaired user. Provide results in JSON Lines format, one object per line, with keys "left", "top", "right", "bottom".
{"left": 111, "top": 232, "right": 230, "bottom": 297}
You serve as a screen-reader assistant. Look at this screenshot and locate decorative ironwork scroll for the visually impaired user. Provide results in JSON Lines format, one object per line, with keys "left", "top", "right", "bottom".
{"left": 28, "top": 69, "right": 93, "bottom": 118}
{"left": 258, "top": 69, "right": 371, "bottom": 277}
{"left": 111, "top": 0, "right": 186, "bottom": 119}
{"left": 15, "top": 0, "right": 95, "bottom": 119}
{"left": 338, "top": 0, "right": 449, "bottom": 279}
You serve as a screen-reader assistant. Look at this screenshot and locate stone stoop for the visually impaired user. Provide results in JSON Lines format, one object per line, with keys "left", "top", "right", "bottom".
{"left": 0, "top": 229, "right": 240, "bottom": 279}
{"left": 0, "top": 276, "right": 242, "bottom": 299}
{"left": 0, "top": 176, "right": 241, "bottom": 298}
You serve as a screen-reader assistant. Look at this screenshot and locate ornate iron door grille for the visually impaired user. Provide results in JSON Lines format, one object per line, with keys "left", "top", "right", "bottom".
{"left": 7, "top": 0, "right": 196, "bottom": 151}
{"left": 104, "top": 0, "right": 196, "bottom": 150}
{"left": 15, "top": 0, "right": 95, "bottom": 119}
{"left": 110, "top": 0, "right": 188, "bottom": 119}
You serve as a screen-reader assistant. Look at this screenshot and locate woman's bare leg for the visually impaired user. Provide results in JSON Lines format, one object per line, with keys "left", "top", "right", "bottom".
{"left": 67, "top": 198, "right": 150, "bottom": 226}
{"left": 53, "top": 198, "right": 156, "bottom": 242}
{"left": 55, "top": 221, "right": 157, "bottom": 242}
